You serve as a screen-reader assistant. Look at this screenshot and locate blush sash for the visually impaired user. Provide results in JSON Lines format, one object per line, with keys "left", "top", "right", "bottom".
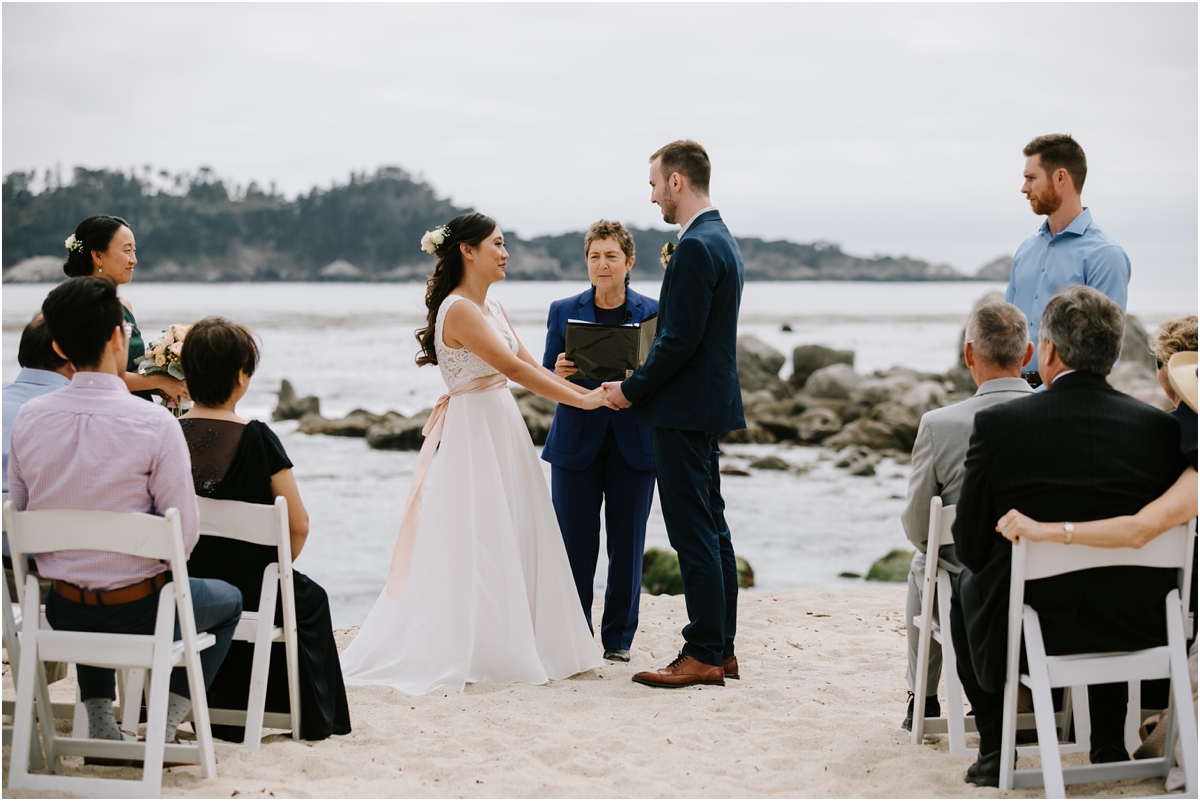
{"left": 385, "top": 371, "right": 510, "bottom": 599}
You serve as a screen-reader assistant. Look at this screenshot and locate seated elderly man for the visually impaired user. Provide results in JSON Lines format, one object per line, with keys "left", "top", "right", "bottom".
{"left": 7, "top": 277, "right": 242, "bottom": 749}
{"left": 899, "top": 300, "right": 1033, "bottom": 730}
{"left": 949, "top": 285, "right": 1190, "bottom": 786}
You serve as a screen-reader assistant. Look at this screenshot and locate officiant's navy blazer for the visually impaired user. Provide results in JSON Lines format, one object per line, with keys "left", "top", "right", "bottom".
{"left": 541, "top": 286, "right": 657, "bottom": 472}
{"left": 621, "top": 210, "right": 745, "bottom": 432}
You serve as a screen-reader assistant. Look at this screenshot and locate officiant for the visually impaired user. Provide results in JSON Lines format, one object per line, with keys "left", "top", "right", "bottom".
{"left": 541, "top": 220, "right": 658, "bottom": 663}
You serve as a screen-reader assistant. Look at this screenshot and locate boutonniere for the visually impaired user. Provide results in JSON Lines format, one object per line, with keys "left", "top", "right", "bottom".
{"left": 660, "top": 242, "right": 675, "bottom": 269}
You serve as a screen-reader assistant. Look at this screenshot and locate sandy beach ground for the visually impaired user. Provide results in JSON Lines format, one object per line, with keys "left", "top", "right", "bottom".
{"left": 3, "top": 587, "right": 1170, "bottom": 798}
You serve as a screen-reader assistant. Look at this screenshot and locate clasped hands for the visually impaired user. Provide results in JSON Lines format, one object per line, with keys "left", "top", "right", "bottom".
{"left": 555, "top": 352, "right": 631, "bottom": 409}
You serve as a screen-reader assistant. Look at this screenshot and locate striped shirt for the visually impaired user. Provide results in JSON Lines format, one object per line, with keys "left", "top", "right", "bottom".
{"left": 7, "top": 371, "right": 199, "bottom": 590}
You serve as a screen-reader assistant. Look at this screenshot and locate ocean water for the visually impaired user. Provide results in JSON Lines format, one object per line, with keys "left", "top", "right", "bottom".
{"left": 3, "top": 280, "right": 1186, "bottom": 626}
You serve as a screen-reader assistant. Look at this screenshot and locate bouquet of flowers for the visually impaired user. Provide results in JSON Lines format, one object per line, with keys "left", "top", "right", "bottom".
{"left": 138, "top": 324, "right": 190, "bottom": 415}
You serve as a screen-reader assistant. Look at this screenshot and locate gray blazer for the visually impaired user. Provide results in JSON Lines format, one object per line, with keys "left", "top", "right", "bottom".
{"left": 901, "top": 377, "right": 1034, "bottom": 555}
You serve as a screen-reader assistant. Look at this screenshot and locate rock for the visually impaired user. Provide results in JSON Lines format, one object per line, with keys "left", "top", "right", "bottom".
{"left": 834, "top": 447, "right": 872, "bottom": 468}
{"left": 824, "top": 418, "right": 905, "bottom": 451}
{"left": 790, "top": 344, "right": 855, "bottom": 390}
{"left": 642, "top": 548, "right": 755, "bottom": 595}
{"left": 736, "top": 556, "right": 755, "bottom": 588}
{"left": 975, "top": 255, "right": 1013, "bottom": 281}
{"left": 795, "top": 407, "right": 842, "bottom": 443}
{"left": 273, "top": 379, "right": 320, "bottom": 421}
{"left": 1121, "top": 315, "right": 1158, "bottom": 372}
{"left": 511, "top": 387, "right": 556, "bottom": 445}
{"left": 866, "top": 549, "right": 915, "bottom": 583}
{"left": 803, "top": 363, "right": 863, "bottom": 400}
{"left": 866, "top": 403, "right": 921, "bottom": 452}
{"left": 900, "top": 380, "right": 949, "bottom": 418}
{"left": 847, "top": 452, "right": 883, "bottom": 476}
{"left": 749, "top": 455, "right": 790, "bottom": 470}
{"left": 319, "top": 260, "right": 363, "bottom": 280}
{"left": 737, "top": 335, "right": 790, "bottom": 399}
{"left": 719, "top": 466, "right": 751, "bottom": 477}
{"left": 780, "top": 323, "right": 793, "bottom": 332}
{"left": 297, "top": 409, "right": 382, "bottom": 437}
{"left": 846, "top": 373, "right": 919, "bottom": 413}
{"left": 756, "top": 417, "right": 800, "bottom": 441}
{"left": 721, "top": 423, "right": 776, "bottom": 444}
{"left": 642, "top": 548, "right": 683, "bottom": 596}
{"left": 366, "top": 411, "right": 432, "bottom": 451}
{"left": 2, "top": 256, "right": 63, "bottom": 283}
{"left": 839, "top": 571, "right": 863, "bottom": 579}
{"left": 1109, "top": 362, "right": 1172, "bottom": 410}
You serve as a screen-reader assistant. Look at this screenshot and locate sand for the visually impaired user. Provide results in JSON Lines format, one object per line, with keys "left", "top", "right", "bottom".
{"left": 2, "top": 587, "right": 1173, "bottom": 798}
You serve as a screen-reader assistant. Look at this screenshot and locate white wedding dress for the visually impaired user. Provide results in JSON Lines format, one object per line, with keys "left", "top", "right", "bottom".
{"left": 340, "top": 293, "right": 602, "bottom": 694}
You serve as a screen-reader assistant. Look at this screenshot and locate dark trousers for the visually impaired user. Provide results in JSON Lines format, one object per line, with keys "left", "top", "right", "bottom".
{"left": 949, "top": 581, "right": 1128, "bottom": 759}
{"left": 551, "top": 425, "right": 656, "bottom": 651}
{"left": 45, "top": 576, "right": 243, "bottom": 701}
{"left": 650, "top": 427, "right": 737, "bottom": 667}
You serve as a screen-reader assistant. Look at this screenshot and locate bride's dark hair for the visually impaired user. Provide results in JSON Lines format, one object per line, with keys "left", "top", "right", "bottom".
{"left": 414, "top": 212, "right": 498, "bottom": 366}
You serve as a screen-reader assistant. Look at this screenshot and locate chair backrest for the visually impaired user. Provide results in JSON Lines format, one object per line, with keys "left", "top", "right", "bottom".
{"left": 926, "top": 497, "right": 957, "bottom": 553}
{"left": 2, "top": 501, "right": 187, "bottom": 604}
{"left": 1016, "top": 523, "right": 1193, "bottom": 582}
{"left": 196, "top": 497, "right": 291, "bottom": 564}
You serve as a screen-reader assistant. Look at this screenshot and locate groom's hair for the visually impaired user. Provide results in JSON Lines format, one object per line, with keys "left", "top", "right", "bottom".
{"left": 650, "top": 140, "right": 710, "bottom": 195}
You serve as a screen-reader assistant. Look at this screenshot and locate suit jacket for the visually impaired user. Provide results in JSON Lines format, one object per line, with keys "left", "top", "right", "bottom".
{"left": 621, "top": 210, "right": 746, "bottom": 432}
{"left": 541, "top": 287, "right": 657, "bottom": 472}
{"left": 901, "top": 377, "right": 1034, "bottom": 557}
{"left": 953, "top": 370, "right": 1186, "bottom": 693}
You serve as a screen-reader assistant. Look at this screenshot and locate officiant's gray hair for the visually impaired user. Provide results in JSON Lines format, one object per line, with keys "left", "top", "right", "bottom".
{"left": 650, "top": 140, "right": 710, "bottom": 195}
{"left": 965, "top": 301, "right": 1029, "bottom": 370}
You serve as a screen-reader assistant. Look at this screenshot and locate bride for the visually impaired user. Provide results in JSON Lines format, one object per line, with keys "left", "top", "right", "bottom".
{"left": 341, "top": 213, "right": 612, "bottom": 694}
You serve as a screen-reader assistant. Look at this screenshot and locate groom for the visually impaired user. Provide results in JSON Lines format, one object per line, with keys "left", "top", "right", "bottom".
{"left": 603, "top": 140, "right": 745, "bottom": 688}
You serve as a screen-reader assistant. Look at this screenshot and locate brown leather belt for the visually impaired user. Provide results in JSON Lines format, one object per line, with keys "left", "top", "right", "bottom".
{"left": 52, "top": 573, "right": 167, "bottom": 606}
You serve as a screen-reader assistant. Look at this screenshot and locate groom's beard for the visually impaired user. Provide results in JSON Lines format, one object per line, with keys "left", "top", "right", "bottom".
{"left": 659, "top": 196, "right": 678, "bottom": 225}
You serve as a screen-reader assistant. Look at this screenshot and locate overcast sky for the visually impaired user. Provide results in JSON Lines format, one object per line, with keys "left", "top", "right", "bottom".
{"left": 4, "top": 3, "right": 1196, "bottom": 291}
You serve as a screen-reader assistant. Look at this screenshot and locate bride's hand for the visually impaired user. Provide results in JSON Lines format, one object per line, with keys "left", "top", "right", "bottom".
{"left": 577, "top": 387, "right": 618, "bottom": 411}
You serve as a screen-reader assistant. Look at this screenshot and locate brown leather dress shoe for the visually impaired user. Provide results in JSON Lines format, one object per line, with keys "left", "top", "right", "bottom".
{"left": 632, "top": 653, "right": 725, "bottom": 688}
{"left": 723, "top": 655, "right": 739, "bottom": 680}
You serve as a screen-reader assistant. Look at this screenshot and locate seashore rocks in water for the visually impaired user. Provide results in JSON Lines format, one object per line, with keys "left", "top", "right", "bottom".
{"left": 273, "top": 379, "right": 320, "bottom": 421}
{"left": 865, "top": 548, "right": 914, "bottom": 582}
{"left": 736, "top": 335, "right": 791, "bottom": 399}
{"left": 790, "top": 344, "right": 855, "bottom": 391}
{"left": 641, "top": 547, "right": 755, "bottom": 596}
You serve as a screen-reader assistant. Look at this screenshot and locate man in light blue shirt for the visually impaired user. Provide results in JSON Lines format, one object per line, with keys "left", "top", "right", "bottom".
{"left": 1005, "top": 134, "right": 1130, "bottom": 386}
{"left": 4, "top": 313, "right": 73, "bottom": 494}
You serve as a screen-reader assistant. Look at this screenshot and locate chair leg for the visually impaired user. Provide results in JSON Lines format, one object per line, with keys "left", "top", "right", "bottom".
{"left": 1166, "top": 596, "right": 1198, "bottom": 794}
{"left": 71, "top": 685, "right": 88, "bottom": 739}
{"left": 911, "top": 616, "right": 933, "bottom": 745}
{"left": 1124, "top": 680, "right": 1142, "bottom": 755}
{"left": 242, "top": 621, "right": 273, "bottom": 751}
{"left": 121, "top": 669, "right": 146, "bottom": 740}
{"left": 1071, "top": 685, "right": 1092, "bottom": 751}
{"left": 1023, "top": 609, "right": 1066, "bottom": 798}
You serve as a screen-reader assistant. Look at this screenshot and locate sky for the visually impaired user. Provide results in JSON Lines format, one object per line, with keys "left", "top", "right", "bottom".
{"left": 3, "top": 3, "right": 1197, "bottom": 292}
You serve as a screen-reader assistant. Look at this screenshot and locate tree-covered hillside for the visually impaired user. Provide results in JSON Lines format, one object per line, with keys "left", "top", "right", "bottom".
{"left": 3, "top": 166, "right": 969, "bottom": 282}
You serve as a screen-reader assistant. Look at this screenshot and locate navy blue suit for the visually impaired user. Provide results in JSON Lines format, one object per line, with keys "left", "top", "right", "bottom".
{"left": 620, "top": 210, "right": 746, "bottom": 667}
{"left": 542, "top": 286, "right": 658, "bottom": 650}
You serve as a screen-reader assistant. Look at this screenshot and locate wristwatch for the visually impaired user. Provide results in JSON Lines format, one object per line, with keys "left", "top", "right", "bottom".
{"left": 1063, "top": 521, "right": 1075, "bottom": 545}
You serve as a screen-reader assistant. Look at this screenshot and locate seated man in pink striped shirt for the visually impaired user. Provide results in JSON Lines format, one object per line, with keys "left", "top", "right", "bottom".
{"left": 8, "top": 277, "right": 242, "bottom": 748}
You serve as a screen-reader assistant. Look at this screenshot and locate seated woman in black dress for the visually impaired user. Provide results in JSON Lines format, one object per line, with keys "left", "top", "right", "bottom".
{"left": 178, "top": 317, "right": 350, "bottom": 743}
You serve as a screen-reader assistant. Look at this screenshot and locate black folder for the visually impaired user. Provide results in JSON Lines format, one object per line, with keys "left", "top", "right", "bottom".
{"left": 564, "top": 313, "right": 658, "bottom": 382}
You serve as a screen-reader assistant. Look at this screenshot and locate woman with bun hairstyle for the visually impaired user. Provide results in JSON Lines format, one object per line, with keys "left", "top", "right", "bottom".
{"left": 62, "top": 215, "right": 188, "bottom": 403}
{"left": 341, "top": 212, "right": 611, "bottom": 695}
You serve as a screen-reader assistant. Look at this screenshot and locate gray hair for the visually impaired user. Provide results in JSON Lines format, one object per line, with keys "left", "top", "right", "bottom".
{"left": 966, "top": 301, "right": 1029, "bottom": 370}
{"left": 1041, "top": 285, "right": 1124, "bottom": 375}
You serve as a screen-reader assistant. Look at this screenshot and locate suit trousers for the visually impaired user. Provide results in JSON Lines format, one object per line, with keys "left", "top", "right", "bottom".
{"left": 551, "top": 425, "right": 656, "bottom": 650}
{"left": 949, "top": 577, "right": 1127, "bottom": 759}
{"left": 650, "top": 427, "right": 737, "bottom": 667}
{"left": 45, "top": 576, "right": 243, "bottom": 701}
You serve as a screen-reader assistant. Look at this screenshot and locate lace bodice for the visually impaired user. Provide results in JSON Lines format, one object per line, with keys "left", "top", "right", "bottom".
{"left": 433, "top": 294, "right": 518, "bottom": 391}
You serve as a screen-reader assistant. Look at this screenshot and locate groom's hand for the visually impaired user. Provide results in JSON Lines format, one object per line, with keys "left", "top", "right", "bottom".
{"left": 601, "top": 382, "right": 632, "bottom": 409}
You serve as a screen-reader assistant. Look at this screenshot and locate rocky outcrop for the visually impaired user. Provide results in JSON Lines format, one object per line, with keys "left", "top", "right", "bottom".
{"left": 803, "top": 363, "right": 863, "bottom": 400}
{"left": 365, "top": 411, "right": 431, "bottom": 450}
{"left": 273, "top": 379, "right": 320, "bottom": 421}
{"left": 790, "top": 344, "right": 854, "bottom": 391}
{"left": 737, "top": 336, "right": 790, "bottom": 399}
{"left": 642, "top": 547, "right": 754, "bottom": 596}
{"left": 297, "top": 409, "right": 383, "bottom": 437}
{"left": 975, "top": 255, "right": 1013, "bottom": 281}
{"left": 866, "top": 549, "right": 914, "bottom": 582}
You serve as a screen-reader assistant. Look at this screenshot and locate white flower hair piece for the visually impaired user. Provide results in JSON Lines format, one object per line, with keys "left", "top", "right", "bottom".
{"left": 65, "top": 234, "right": 82, "bottom": 253}
{"left": 420, "top": 225, "right": 450, "bottom": 255}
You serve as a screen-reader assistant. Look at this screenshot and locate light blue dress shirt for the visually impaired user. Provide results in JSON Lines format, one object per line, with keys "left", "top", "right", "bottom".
{"left": 1005, "top": 208, "right": 1130, "bottom": 365}
{"left": 3, "top": 368, "right": 71, "bottom": 493}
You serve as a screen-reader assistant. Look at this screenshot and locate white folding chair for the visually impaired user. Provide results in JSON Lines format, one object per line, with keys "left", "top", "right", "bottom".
{"left": 911, "top": 497, "right": 1073, "bottom": 754}
{"left": 189, "top": 496, "right": 301, "bottom": 750}
{"left": 999, "top": 523, "right": 1198, "bottom": 797}
{"left": 2, "top": 574, "right": 45, "bottom": 770}
{"left": 3, "top": 501, "right": 219, "bottom": 798}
